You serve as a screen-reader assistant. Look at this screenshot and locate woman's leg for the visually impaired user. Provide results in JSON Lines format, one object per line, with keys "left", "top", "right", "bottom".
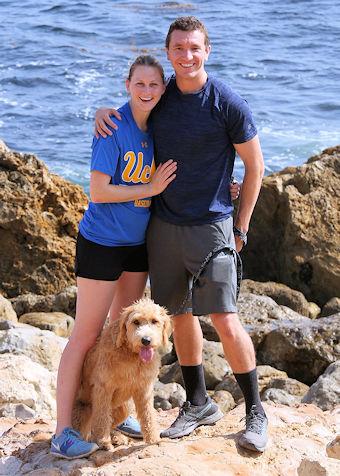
{"left": 109, "top": 271, "right": 148, "bottom": 323}
{"left": 55, "top": 277, "right": 117, "bottom": 435}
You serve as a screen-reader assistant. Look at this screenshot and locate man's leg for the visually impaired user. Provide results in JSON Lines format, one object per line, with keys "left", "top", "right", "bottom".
{"left": 172, "top": 313, "right": 206, "bottom": 406}
{"left": 160, "top": 312, "right": 223, "bottom": 438}
{"left": 211, "top": 312, "right": 268, "bottom": 452}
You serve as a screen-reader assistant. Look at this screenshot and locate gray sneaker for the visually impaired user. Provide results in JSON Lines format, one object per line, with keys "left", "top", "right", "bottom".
{"left": 238, "top": 406, "right": 268, "bottom": 452}
{"left": 160, "top": 397, "right": 223, "bottom": 439}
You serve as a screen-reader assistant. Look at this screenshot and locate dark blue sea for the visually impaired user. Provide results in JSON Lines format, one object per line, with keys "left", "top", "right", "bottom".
{"left": 1, "top": 0, "right": 339, "bottom": 191}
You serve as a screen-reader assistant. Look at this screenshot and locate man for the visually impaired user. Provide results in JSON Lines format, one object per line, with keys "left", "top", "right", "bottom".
{"left": 95, "top": 16, "right": 267, "bottom": 452}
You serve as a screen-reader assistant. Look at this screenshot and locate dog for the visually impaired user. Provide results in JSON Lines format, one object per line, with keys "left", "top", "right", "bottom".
{"left": 72, "top": 298, "right": 171, "bottom": 450}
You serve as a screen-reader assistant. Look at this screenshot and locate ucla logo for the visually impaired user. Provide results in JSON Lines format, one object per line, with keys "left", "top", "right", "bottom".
{"left": 122, "top": 151, "right": 155, "bottom": 184}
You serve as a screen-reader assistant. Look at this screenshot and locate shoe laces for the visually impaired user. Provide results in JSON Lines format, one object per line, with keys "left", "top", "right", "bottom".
{"left": 241, "top": 406, "right": 266, "bottom": 434}
{"left": 170, "top": 401, "right": 191, "bottom": 425}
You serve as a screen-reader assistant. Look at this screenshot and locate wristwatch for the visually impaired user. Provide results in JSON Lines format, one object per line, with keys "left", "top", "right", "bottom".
{"left": 233, "top": 226, "right": 247, "bottom": 246}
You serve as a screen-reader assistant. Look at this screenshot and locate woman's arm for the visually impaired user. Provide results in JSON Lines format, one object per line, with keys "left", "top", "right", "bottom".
{"left": 90, "top": 160, "right": 177, "bottom": 203}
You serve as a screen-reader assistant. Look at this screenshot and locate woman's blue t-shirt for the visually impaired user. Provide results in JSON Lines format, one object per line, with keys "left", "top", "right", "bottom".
{"left": 79, "top": 102, "right": 155, "bottom": 246}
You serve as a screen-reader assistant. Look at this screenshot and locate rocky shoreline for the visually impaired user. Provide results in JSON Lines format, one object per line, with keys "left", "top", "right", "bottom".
{"left": 0, "top": 141, "right": 339, "bottom": 475}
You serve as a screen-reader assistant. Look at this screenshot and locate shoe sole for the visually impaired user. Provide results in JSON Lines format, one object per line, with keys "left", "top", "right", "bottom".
{"left": 50, "top": 446, "right": 98, "bottom": 460}
{"left": 116, "top": 428, "right": 143, "bottom": 439}
{"left": 161, "top": 408, "right": 224, "bottom": 439}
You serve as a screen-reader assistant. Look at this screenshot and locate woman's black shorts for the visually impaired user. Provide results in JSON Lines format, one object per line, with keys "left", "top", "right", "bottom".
{"left": 75, "top": 232, "right": 148, "bottom": 281}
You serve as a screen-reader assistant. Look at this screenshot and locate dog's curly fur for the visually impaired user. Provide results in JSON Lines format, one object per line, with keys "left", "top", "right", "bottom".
{"left": 72, "top": 298, "right": 171, "bottom": 450}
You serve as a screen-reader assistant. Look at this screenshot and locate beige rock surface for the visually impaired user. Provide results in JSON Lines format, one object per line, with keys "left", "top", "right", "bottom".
{"left": 0, "top": 404, "right": 339, "bottom": 475}
{"left": 19, "top": 312, "right": 74, "bottom": 337}
{"left": 242, "top": 145, "right": 340, "bottom": 306}
{"left": 0, "top": 142, "right": 87, "bottom": 298}
{"left": 0, "top": 295, "right": 17, "bottom": 323}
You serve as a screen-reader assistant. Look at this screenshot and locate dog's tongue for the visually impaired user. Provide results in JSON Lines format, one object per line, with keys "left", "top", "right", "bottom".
{"left": 139, "top": 346, "right": 154, "bottom": 363}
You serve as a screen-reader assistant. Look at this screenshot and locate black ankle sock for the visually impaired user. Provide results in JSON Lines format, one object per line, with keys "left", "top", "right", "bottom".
{"left": 234, "top": 368, "right": 265, "bottom": 415}
{"left": 181, "top": 364, "right": 207, "bottom": 406}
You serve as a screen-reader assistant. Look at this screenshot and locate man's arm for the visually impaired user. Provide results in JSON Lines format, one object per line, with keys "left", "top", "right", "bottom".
{"left": 233, "top": 135, "right": 264, "bottom": 251}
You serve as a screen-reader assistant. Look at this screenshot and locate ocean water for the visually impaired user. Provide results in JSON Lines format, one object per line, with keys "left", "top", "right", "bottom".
{"left": 0, "top": 0, "right": 339, "bottom": 192}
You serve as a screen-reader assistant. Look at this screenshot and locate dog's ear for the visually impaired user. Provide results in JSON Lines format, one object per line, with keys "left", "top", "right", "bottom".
{"left": 116, "top": 308, "right": 129, "bottom": 348}
{"left": 161, "top": 308, "right": 172, "bottom": 347}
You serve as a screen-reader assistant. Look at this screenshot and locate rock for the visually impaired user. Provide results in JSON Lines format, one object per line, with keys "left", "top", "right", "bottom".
{"left": 1, "top": 403, "right": 340, "bottom": 476}
{"left": 0, "top": 403, "right": 36, "bottom": 420}
{"left": 241, "top": 279, "right": 318, "bottom": 317}
{"left": 297, "top": 458, "right": 340, "bottom": 476}
{"left": 242, "top": 146, "right": 340, "bottom": 306}
{"left": 0, "top": 321, "right": 16, "bottom": 331}
{"left": 0, "top": 325, "right": 67, "bottom": 371}
{"left": 11, "top": 286, "right": 78, "bottom": 318}
{"left": 154, "top": 381, "right": 186, "bottom": 410}
{"left": 326, "top": 435, "right": 340, "bottom": 460}
{"left": 159, "top": 339, "right": 230, "bottom": 390}
{"left": 307, "top": 301, "right": 321, "bottom": 319}
{"left": 211, "top": 390, "right": 235, "bottom": 413}
{"left": 200, "top": 293, "right": 310, "bottom": 349}
{"left": 262, "top": 388, "right": 300, "bottom": 406}
{"left": 0, "top": 354, "right": 56, "bottom": 418}
{"left": 18, "top": 312, "right": 74, "bottom": 337}
{"left": 302, "top": 361, "right": 340, "bottom": 410}
{"left": 257, "top": 316, "right": 340, "bottom": 384}
{"left": 215, "top": 365, "right": 287, "bottom": 403}
{"left": 0, "top": 295, "right": 17, "bottom": 323}
{"left": 321, "top": 297, "right": 340, "bottom": 317}
{"left": 202, "top": 339, "right": 230, "bottom": 389}
{"left": 10, "top": 293, "right": 54, "bottom": 317}
{"left": 215, "top": 375, "right": 243, "bottom": 402}
{"left": 263, "top": 377, "right": 309, "bottom": 396}
{"left": 0, "top": 141, "right": 87, "bottom": 298}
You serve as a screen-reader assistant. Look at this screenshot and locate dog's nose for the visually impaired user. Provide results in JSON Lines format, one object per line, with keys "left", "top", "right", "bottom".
{"left": 141, "top": 337, "right": 151, "bottom": 346}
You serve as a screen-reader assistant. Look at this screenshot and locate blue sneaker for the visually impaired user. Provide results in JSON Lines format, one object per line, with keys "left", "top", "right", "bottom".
{"left": 116, "top": 415, "right": 142, "bottom": 439}
{"left": 50, "top": 427, "right": 99, "bottom": 459}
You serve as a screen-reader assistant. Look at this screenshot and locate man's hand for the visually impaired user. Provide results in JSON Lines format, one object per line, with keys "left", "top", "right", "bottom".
{"left": 94, "top": 108, "right": 121, "bottom": 138}
{"left": 230, "top": 178, "right": 241, "bottom": 201}
{"left": 234, "top": 235, "right": 244, "bottom": 252}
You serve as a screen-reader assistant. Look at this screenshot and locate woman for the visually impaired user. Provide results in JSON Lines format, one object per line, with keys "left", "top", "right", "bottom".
{"left": 51, "top": 55, "right": 176, "bottom": 459}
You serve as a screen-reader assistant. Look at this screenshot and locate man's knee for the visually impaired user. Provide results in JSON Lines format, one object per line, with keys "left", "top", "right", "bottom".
{"left": 211, "top": 312, "right": 242, "bottom": 341}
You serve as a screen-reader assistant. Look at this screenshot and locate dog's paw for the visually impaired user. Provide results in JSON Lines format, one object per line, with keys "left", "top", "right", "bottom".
{"left": 144, "top": 433, "right": 161, "bottom": 445}
{"left": 97, "top": 439, "right": 114, "bottom": 451}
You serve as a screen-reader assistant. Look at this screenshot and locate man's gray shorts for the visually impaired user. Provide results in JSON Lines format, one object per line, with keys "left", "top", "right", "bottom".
{"left": 146, "top": 216, "right": 240, "bottom": 316}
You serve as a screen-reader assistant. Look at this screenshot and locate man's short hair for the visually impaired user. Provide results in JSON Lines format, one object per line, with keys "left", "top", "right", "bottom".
{"left": 165, "top": 16, "right": 210, "bottom": 49}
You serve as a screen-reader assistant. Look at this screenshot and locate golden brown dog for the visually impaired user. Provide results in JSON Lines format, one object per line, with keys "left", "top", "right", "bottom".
{"left": 72, "top": 298, "right": 171, "bottom": 450}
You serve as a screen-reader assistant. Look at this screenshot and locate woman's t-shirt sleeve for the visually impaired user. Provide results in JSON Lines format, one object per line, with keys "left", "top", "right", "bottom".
{"left": 91, "top": 132, "right": 120, "bottom": 177}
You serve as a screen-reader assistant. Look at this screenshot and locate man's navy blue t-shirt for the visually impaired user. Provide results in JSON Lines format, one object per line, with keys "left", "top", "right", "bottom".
{"left": 151, "top": 76, "right": 257, "bottom": 225}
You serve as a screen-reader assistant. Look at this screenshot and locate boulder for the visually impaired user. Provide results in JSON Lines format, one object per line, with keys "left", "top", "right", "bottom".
{"left": 302, "top": 361, "right": 340, "bottom": 410}
{"left": 242, "top": 146, "right": 340, "bottom": 306}
{"left": 0, "top": 141, "right": 87, "bottom": 298}
{"left": 241, "top": 279, "right": 319, "bottom": 317}
{"left": 0, "top": 354, "right": 56, "bottom": 418}
{"left": 321, "top": 297, "right": 340, "bottom": 317}
{"left": 263, "top": 377, "right": 309, "bottom": 397}
{"left": 11, "top": 286, "right": 78, "bottom": 318}
{"left": 0, "top": 295, "right": 17, "bottom": 323}
{"left": 159, "top": 339, "right": 230, "bottom": 390}
{"left": 0, "top": 403, "right": 36, "bottom": 420}
{"left": 262, "top": 388, "right": 300, "bottom": 406}
{"left": 215, "top": 365, "right": 287, "bottom": 402}
{"left": 258, "top": 316, "right": 340, "bottom": 384}
{"left": 153, "top": 381, "right": 186, "bottom": 410}
{"left": 327, "top": 435, "right": 340, "bottom": 460}
{"left": 19, "top": 312, "right": 74, "bottom": 337}
{"left": 211, "top": 390, "right": 235, "bottom": 413}
{"left": 0, "top": 325, "right": 67, "bottom": 371}
{"left": 199, "top": 293, "right": 309, "bottom": 349}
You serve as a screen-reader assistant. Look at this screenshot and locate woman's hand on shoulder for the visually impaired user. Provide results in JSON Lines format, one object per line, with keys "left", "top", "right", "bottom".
{"left": 148, "top": 160, "right": 177, "bottom": 196}
{"left": 94, "top": 108, "right": 122, "bottom": 138}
